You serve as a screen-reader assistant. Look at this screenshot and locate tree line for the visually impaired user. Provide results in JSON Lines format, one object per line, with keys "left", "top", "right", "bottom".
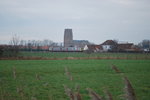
{"left": 0, "top": 35, "right": 60, "bottom": 57}
{"left": 0, "top": 35, "right": 150, "bottom": 57}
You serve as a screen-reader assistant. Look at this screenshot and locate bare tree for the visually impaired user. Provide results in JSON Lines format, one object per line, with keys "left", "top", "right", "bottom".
{"left": 138, "top": 40, "right": 150, "bottom": 52}
{"left": 10, "top": 38, "right": 56, "bottom": 52}
{"left": 20, "top": 40, "right": 25, "bottom": 46}
{"left": 43, "top": 39, "right": 53, "bottom": 46}
{"left": 142, "top": 40, "right": 150, "bottom": 49}
{"left": 10, "top": 34, "right": 20, "bottom": 46}
{"left": 9, "top": 34, "right": 20, "bottom": 56}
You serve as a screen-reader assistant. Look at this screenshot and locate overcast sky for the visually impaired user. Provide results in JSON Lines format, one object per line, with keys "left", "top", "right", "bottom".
{"left": 0, "top": 0, "right": 150, "bottom": 44}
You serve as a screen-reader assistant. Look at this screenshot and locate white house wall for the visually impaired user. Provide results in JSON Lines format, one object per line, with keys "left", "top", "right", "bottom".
{"left": 102, "top": 45, "right": 111, "bottom": 51}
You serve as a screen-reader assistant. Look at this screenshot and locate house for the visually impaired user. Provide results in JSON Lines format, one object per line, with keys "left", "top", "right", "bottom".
{"left": 84, "top": 45, "right": 103, "bottom": 53}
{"left": 101, "top": 40, "right": 118, "bottom": 52}
{"left": 117, "top": 43, "right": 134, "bottom": 52}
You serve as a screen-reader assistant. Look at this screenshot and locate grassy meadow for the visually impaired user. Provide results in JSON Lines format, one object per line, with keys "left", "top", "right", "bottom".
{"left": 0, "top": 59, "right": 150, "bottom": 100}
{"left": 20, "top": 51, "right": 150, "bottom": 59}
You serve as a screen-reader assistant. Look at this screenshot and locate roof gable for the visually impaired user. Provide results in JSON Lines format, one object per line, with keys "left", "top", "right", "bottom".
{"left": 101, "top": 40, "right": 117, "bottom": 45}
{"left": 87, "top": 45, "right": 103, "bottom": 50}
{"left": 118, "top": 43, "right": 133, "bottom": 49}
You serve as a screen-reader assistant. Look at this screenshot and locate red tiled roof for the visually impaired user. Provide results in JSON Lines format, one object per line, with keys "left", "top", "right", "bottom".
{"left": 39, "top": 46, "right": 49, "bottom": 50}
{"left": 117, "top": 43, "right": 133, "bottom": 50}
{"left": 87, "top": 45, "right": 103, "bottom": 50}
{"left": 101, "top": 40, "right": 117, "bottom": 45}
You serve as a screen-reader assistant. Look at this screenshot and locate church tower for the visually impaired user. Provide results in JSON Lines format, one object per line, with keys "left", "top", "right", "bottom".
{"left": 64, "top": 29, "right": 73, "bottom": 47}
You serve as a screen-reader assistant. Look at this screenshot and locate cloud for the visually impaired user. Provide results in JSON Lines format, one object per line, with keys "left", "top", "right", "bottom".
{"left": 0, "top": 0, "right": 150, "bottom": 44}
{"left": 111, "top": 0, "right": 133, "bottom": 6}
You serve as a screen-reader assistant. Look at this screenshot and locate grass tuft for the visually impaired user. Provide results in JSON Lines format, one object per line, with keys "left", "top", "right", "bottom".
{"left": 13, "top": 67, "right": 16, "bottom": 79}
{"left": 65, "top": 67, "right": 73, "bottom": 81}
{"left": 35, "top": 74, "right": 41, "bottom": 80}
{"left": 63, "top": 85, "right": 75, "bottom": 100}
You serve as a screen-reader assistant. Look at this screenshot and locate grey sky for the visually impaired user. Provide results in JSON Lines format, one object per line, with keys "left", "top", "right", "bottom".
{"left": 0, "top": 0, "right": 150, "bottom": 44}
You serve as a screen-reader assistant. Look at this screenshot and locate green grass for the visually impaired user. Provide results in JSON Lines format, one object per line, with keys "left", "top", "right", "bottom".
{"left": 0, "top": 59, "right": 150, "bottom": 100}
{"left": 20, "top": 51, "right": 150, "bottom": 59}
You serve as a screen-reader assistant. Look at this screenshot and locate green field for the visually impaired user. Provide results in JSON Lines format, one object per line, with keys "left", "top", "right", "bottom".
{"left": 19, "top": 51, "right": 150, "bottom": 59}
{"left": 0, "top": 59, "right": 150, "bottom": 100}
